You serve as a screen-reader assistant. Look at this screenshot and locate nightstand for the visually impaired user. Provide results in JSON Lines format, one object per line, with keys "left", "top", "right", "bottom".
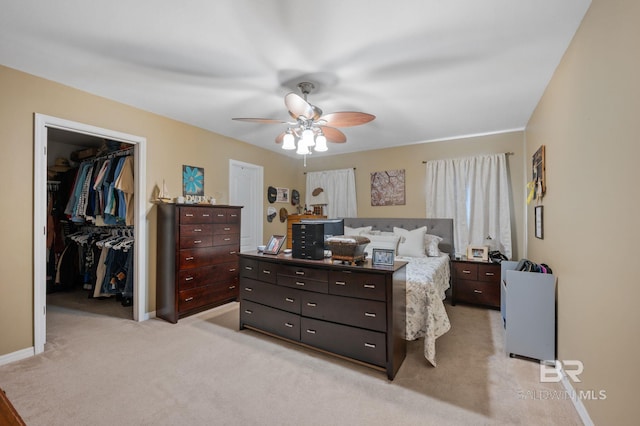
{"left": 451, "top": 259, "right": 501, "bottom": 309}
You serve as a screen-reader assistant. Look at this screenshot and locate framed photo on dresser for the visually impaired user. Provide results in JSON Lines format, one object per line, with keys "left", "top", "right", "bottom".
{"left": 264, "top": 235, "right": 286, "bottom": 255}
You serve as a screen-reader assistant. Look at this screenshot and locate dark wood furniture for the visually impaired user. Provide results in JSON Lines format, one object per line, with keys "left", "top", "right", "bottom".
{"left": 286, "top": 214, "right": 325, "bottom": 249}
{"left": 0, "top": 389, "right": 26, "bottom": 426}
{"left": 451, "top": 259, "right": 501, "bottom": 309}
{"left": 238, "top": 252, "right": 407, "bottom": 380}
{"left": 157, "top": 204, "right": 242, "bottom": 323}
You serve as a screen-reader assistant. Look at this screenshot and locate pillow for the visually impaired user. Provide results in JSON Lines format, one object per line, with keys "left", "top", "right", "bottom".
{"left": 344, "top": 225, "right": 372, "bottom": 236}
{"left": 364, "top": 234, "right": 401, "bottom": 259}
{"left": 393, "top": 226, "right": 427, "bottom": 257}
{"left": 424, "top": 234, "right": 443, "bottom": 257}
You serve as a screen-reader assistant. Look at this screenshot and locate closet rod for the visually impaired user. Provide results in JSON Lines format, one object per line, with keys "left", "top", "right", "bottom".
{"left": 421, "top": 152, "right": 514, "bottom": 164}
{"left": 81, "top": 146, "right": 134, "bottom": 164}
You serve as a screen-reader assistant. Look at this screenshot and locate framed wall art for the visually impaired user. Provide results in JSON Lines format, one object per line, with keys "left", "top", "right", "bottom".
{"left": 276, "top": 187, "right": 290, "bottom": 203}
{"left": 532, "top": 145, "right": 546, "bottom": 201}
{"left": 535, "top": 205, "right": 544, "bottom": 239}
{"left": 183, "top": 165, "right": 204, "bottom": 196}
{"left": 370, "top": 169, "right": 406, "bottom": 206}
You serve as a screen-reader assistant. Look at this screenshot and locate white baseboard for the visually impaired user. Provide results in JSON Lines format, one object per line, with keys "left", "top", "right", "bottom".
{"left": 560, "top": 368, "right": 594, "bottom": 426}
{"left": 0, "top": 347, "right": 34, "bottom": 366}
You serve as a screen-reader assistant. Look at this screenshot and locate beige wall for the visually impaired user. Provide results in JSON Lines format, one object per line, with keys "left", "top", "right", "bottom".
{"left": 526, "top": 0, "right": 639, "bottom": 423}
{"left": 302, "top": 131, "right": 526, "bottom": 259}
{"left": 0, "top": 65, "right": 300, "bottom": 355}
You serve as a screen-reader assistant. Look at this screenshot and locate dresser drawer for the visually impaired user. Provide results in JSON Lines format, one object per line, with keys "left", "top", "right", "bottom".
{"left": 278, "top": 275, "right": 328, "bottom": 294}
{"left": 214, "top": 260, "right": 239, "bottom": 282}
{"left": 278, "top": 264, "right": 328, "bottom": 282}
{"left": 180, "top": 224, "right": 214, "bottom": 237}
{"left": 241, "top": 300, "right": 300, "bottom": 341}
{"left": 478, "top": 263, "right": 500, "bottom": 283}
{"left": 300, "top": 317, "right": 387, "bottom": 367}
{"left": 240, "top": 278, "right": 302, "bottom": 314}
{"left": 214, "top": 223, "right": 240, "bottom": 235}
{"left": 178, "top": 265, "right": 216, "bottom": 290}
{"left": 179, "top": 207, "right": 215, "bottom": 224}
{"left": 213, "top": 233, "right": 240, "bottom": 246}
{"left": 453, "top": 262, "right": 478, "bottom": 280}
{"left": 178, "top": 247, "right": 216, "bottom": 269}
{"left": 240, "top": 258, "right": 259, "bottom": 280}
{"left": 179, "top": 234, "right": 213, "bottom": 249}
{"left": 328, "top": 270, "right": 386, "bottom": 301}
{"left": 178, "top": 284, "right": 235, "bottom": 313}
{"left": 301, "top": 293, "right": 386, "bottom": 332}
{"left": 454, "top": 279, "right": 500, "bottom": 308}
{"left": 257, "top": 261, "right": 279, "bottom": 284}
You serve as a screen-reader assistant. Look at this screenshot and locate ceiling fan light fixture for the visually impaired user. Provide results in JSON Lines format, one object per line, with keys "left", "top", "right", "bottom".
{"left": 282, "top": 131, "right": 296, "bottom": 150}
{"left": 314, "top": 134, "right": 328, "bottom": 152}
{"left": 302, "top": 128, "right": 315, "bottom": 146}
{"left": 296, "top": 141, "right": 311, "bottom": 155}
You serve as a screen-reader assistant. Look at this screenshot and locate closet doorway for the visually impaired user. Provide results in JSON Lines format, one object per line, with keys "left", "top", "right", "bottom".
{"left": 34, "top": 114, "right": 148, "bottom": 355}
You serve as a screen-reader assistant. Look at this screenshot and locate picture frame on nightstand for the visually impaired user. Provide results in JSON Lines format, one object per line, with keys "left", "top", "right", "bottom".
{"left": 467, "top": 245, "right": 489, "bottom": 262}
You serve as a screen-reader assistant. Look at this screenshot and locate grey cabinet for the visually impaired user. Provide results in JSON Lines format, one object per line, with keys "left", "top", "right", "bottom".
{"left": 501, "top": 261, "right": 556, "bottom": 362}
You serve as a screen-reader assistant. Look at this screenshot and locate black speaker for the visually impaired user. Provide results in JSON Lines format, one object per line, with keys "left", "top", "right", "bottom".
{"left": 292, "top": 223, "right": 325, "bottom": 260}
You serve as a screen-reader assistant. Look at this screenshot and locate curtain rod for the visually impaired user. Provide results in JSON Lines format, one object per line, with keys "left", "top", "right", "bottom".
{"left": 421, "top": 152, "right": 514, "bottom": 164}
{"left": 304, "top": 167, "right": 356, "bottom": 174}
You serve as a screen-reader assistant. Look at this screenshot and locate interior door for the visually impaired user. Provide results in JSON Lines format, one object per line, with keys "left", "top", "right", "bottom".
{"left": 229, "top": 160, "right": 263, "bottom": 252}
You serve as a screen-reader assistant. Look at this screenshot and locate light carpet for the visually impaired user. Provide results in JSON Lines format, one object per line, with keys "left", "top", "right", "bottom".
{"left": 0, "top": 291, "right": 582, "bottom": 425}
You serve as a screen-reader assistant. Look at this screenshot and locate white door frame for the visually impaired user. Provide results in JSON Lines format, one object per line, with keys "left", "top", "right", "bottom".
{"left": 34, "top": 114, "right": 148, "bottom": 354}
{"left": 229, "top": 159, "right": 263, "bottom": 252}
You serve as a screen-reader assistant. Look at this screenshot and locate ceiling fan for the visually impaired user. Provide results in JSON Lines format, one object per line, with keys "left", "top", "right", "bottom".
{"left": 232, "top": 82, "right": 375, "bottom": 155}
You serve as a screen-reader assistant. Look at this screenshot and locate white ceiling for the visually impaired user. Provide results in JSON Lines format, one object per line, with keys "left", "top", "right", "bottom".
{"left": 0, "top": 0, "right": 591, "bottom": 157}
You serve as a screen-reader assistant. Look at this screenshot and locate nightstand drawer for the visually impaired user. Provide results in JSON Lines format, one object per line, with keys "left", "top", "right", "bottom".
{"left": 453, "top": 262, "right": 478, "bottom": 280}
{"left": 478, "top": 264, "right": 500, "bottom": 283}
{"left": 454, "top": 279, "right": 500, "bottom": 308}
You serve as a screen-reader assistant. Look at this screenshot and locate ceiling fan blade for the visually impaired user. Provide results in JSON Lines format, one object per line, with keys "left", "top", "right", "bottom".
{"left": 318, "top": 126, "right": 347, "bottom": 143}
{"left": 285, "top": 92, "right": 315, "bottom": 120}
{"left": 320, "top": 112, "right": 376, "bottom": 128}
{"left": 232, "top": 118, "right": 287, "bottom": 124}
{"left": 275, "top": 132, "right": 285, "bottom": 144}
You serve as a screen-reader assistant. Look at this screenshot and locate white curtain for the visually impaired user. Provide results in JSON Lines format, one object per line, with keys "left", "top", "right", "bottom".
{"left": 426, "top": 154, "right": 512, "bottom": 259}
{"left": 306, "top": 168, "right": 357, "bottom": 218}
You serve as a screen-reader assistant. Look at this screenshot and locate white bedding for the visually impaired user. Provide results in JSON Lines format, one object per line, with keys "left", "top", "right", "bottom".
{"left": 396, "top": 254, "right": 451, "bottom": 366}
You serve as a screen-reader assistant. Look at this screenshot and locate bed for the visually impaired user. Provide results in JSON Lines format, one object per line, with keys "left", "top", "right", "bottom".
{"left": 343, "top": 218, "right": 454, "bottom": 366}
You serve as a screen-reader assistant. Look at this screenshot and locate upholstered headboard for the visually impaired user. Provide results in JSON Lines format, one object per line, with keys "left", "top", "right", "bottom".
{"left": 342, "top": 217, "right": 455, "bottom": 258}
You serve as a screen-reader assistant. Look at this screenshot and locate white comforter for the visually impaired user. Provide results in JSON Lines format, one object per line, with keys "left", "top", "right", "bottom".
{"left": 397, "top": 254, "right": 451, "bottom": 366}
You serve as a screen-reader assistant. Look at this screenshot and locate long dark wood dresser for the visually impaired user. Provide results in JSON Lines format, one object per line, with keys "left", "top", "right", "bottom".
{"left": 238, "top": 252, "right": 408, "bottom": 380}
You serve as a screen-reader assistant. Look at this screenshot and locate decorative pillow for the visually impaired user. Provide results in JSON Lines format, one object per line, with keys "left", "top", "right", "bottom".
{"left": 344, "top": 225, "right": 373, "bottom": 236}
{"left": 364, "top": 234, "right": 401, "bottom": 259}
{"left": 424, "top": 234, "right": 443, "bottom": 257}
{"left": 393, "top": 226, "right": 427, "bottom": 257}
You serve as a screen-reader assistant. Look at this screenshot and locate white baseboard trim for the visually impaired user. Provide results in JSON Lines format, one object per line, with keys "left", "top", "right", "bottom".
{"left": 0, "top": 347, "right": 34, "bottom": 367}
{"left": 560, "top": 368, "right": 594, "bottom": 426}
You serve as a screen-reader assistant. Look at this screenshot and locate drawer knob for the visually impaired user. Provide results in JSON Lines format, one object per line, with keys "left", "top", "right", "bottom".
{"left": 262, "top": 270, "right": 271, "bottom": 274}
{"left": 194, "top": 228, "right": 202, "bottom": 232}
{"left": 244, "top": 287, "right": 253, "bottom": 292}
{"left": 306, "top": 302, "right": 317, "bottom": 307}
{"left": 245, "top": 266, "right": 253, "bottom": 270}
{"left": 185, "top": 256, "right": 194, "bottom": 261}
{"left": 364, "top": 343, "right": 376, "bottom": 349}
{"left": 295, "top": 271, "right": 305, "bottom": 276}
{"left": 363, "top": 284, "right": 375, "bottom": 289}
{"left": 184, "top": 276, "right": 194, "bottom": 281}
{"left": 185, "top": 213, "right": 194, "bottom": 217}
{"left": 295, "top": 281, "right": 305, "bottom": 286}
{"left": 473, "top": 289, "right": 483, "bottom": 294}
{"left": 217, "top": 214, "right": 225, "bottom": 217}
{"left": 462, "top": 270, "right": 471, "bottom": 274}
{"left": 364, "top": 312, "right": 376, "bottom": 318}
{"left": 306, "top": 329, "right": 317, "bottom": 334}
{"left": 485, "top": 272, "right": 495, "bottom": 276}
{"left": 194, "top": 240, "right": 202, "bottom": 244}
{"left": 224, "top": 238, "right": 231, "bottom": 241}
{"left": 335, "top": 281, "right": 346, "bottom": 286}
{"left": 284, "top": 323, "right": 294, "bottom": 328}
{"left": 184, "top": 297, "right": 194, "bottom": 302}
{"left": 224, "top": 227, "right": 231, "bottom": 231}
{"left": 285, "top": 297, "right": 295, "bottom": 303}
{"left": 229, "top": 251, "right": 237, "bottom": 255}
{"left": 228, "top": 285, "right": 236, "bottom": 290}
{"left": 202, "top": 214, "right": 210, "bottom": 217}
{"left": 244, "top": 309, "right": 253, "bottom": 314}
{"left": 229, "top": 268, "right": 237, "bottom": 272}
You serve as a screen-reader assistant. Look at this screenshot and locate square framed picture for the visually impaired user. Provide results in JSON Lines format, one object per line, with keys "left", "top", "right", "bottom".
{"left": 263, "top": 235, "right": 286, "bottom": 255}
{"left": 372, "top": 248, "right": 395, "bottom": 267}
{"left": 535, "top": 205, "right": 544, "bottom": 239}
{"left": 466, "top": 245, "right": 489, "bottom": 262}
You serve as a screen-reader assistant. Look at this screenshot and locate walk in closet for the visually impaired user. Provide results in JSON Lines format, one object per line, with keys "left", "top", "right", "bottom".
{"left": 46, "top": 128, "right": 135, "bottom": 319}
